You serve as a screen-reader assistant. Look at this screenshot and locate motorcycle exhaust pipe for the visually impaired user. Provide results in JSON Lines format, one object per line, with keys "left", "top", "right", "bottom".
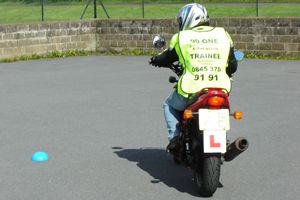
{"left": 223, "top": 137, "right": 249, "bottom": 162}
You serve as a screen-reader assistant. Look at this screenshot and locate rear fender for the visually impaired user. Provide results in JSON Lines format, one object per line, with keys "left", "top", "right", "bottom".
{"left": 186, "top": 88, "right": 230, "bottom": 112}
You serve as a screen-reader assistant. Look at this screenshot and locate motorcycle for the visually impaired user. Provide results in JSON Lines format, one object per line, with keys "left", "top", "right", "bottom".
{"left": 152, "top": 35, "right": 249, "bottom": 197}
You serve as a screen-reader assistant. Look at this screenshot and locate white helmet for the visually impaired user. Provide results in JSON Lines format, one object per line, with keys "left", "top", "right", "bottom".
{"left": 176, "top": 3, "right": 209, "bottom": 31}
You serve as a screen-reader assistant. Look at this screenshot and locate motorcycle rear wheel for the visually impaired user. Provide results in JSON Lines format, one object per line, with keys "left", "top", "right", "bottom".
{"left": 194, "top": 155, "right": 221, "bottom": 197}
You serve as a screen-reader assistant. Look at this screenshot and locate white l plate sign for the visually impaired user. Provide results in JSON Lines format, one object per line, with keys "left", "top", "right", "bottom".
{"left": 203, "top": 130, "right": 227, "bottom": 153}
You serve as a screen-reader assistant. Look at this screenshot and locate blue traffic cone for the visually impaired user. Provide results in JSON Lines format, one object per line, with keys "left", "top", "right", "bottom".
{"left": 32, "top": 151, "right": 49, "bottom": 162}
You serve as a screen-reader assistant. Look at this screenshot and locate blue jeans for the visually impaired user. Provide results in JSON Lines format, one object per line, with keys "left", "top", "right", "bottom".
{"left": 163, "top": 90, "right": 189, "bottom": 141}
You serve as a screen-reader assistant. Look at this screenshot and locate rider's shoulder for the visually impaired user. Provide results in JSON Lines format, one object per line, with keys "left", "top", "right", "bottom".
{"left": 169, "top": 33, "right": 179, "bottom": 48}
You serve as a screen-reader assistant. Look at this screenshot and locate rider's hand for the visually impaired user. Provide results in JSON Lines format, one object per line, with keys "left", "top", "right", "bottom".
{"left": 149, "top": 56, "right": 160, "bottom": 67}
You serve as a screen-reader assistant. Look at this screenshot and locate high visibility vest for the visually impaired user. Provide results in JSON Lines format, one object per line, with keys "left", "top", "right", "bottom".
{"left": 170, "top": 26, "right": 232, "bottom": 98}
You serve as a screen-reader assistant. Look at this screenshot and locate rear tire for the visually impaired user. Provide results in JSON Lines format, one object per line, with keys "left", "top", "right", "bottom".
{"left": 194, "top": 155, "right": 221, "bottom": 197}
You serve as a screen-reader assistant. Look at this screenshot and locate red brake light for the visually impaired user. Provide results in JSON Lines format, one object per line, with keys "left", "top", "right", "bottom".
{"left": 208, "top": 96, "right": 225, "bottom": 107}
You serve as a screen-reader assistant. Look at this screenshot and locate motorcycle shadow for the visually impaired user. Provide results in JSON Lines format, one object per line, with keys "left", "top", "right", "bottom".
{"left": 113, "top": 147, "right": 204, "bottom": 197}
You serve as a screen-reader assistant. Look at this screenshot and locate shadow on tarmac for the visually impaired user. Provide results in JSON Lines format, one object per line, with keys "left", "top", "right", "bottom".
{"left": 113, "top": 147, "right": 201, "bottom": 197}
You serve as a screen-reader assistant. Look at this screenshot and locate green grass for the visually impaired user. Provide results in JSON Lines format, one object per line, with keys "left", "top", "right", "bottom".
{"left": 0, "top": 50, "right": 91, "bottom": 62}
{"left": 245, "top": 53, "right": 300, "bottom": 60}
{"left": 1, "top": 49, "right": 299, "bottom": 63}
{"left": 0, "top": 2, "right": 300, "bottom": 24}
{"left": 0, "top": 49, "right": 158, "bottom": 63}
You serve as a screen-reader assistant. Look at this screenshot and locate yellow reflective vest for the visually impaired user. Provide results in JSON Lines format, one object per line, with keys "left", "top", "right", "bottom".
{"left": 170, "top": 26, "right": 233, "bottom": 98}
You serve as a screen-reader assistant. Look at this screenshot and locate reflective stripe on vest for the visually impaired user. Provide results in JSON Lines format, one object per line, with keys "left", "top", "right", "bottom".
{"left": 177, "top": 27, "right": 232, "bottom": 97}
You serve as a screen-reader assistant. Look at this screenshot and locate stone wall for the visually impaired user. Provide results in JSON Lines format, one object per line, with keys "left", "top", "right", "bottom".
{"left": 96, "top": 18, "right": 300, "bottom": 57}
{"left": 220, "top": 17, "right": 300, "bottom": 57}
{"left": 0, "top": 17, "right": 299, "bottom": 59}
{"left": 96, "top": 19, "right": 177, "bottom": 52}
{"left": 0, "top": 20, "right": 96, "bottom": 59}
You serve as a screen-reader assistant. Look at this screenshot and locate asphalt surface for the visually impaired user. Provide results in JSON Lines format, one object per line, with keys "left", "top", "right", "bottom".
{"left": 0, "top": 56, "right": 299, "bottom": 200}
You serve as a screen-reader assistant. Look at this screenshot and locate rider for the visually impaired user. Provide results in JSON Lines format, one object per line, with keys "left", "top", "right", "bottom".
{"left": 149, "top": 3, "right": 238, "bottom": 152}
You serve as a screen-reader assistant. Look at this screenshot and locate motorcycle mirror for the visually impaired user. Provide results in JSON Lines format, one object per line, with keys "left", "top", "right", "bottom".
{"left": 234, "top": 50, "right": 244, "bottom": 61}
{"left": 169, "top": 76, "right": 178, "bottom": 83}
{"left": 153, "top": 35, "right": 166, "bottom": 49}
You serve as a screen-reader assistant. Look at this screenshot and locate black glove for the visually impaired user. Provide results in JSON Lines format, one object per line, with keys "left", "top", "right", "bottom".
{"left": 149, "top": 56, "right": 160, "bottom": 67}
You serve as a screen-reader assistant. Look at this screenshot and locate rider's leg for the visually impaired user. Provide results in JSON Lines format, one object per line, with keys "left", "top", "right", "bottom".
{"left": 163, "top": 90, "right": 188, "bottom": 142}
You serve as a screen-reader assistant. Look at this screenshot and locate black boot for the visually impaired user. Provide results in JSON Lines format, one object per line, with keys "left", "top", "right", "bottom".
{"left": 167, "top": 136, "right": 180, "bottom": 153}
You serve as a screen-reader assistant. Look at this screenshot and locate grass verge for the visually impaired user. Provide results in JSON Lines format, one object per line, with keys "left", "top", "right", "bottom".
{"left": 1, "top": 49, "right": 91, "bottom": 62}
{"left": 245, "top": 53, "right": 300, "bottom": 60}
{"left": 1, "top": 49, "right": 299, "bottom": 63}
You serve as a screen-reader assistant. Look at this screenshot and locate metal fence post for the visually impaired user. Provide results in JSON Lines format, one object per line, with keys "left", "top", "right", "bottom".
{"left": 98, "top": 0, "right": 110, "bottom": 18}
{"left": 256, "top": 0, "right": 259, "bottom": 17}
{"left": 142, "top": 0, "right": 145, "bottom": 18}
{"left": 81, "top": 0, "right": 92, "bottom": 19}
{"left": 94, "top": 0, "right": 97, "bottom": 18}
{"left": 40, "top": 0, "right": 44, "bottom": 21}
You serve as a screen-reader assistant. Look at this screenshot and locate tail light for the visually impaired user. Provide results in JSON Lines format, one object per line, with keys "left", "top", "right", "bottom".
{"left": 208, "top": 96, "right": 225, "bottom": 107}
{"left": 183, "top": 109, "right": 193, "bottom": 119}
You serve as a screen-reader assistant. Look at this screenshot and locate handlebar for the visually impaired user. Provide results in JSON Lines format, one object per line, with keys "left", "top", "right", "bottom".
{"left": 170, "top": 63, "right": 182, "bottom": 77}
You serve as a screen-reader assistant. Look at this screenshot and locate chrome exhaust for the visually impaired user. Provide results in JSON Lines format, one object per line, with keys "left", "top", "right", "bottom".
{"left": 223, "top": 137, "right": 249, "bottom": 162}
